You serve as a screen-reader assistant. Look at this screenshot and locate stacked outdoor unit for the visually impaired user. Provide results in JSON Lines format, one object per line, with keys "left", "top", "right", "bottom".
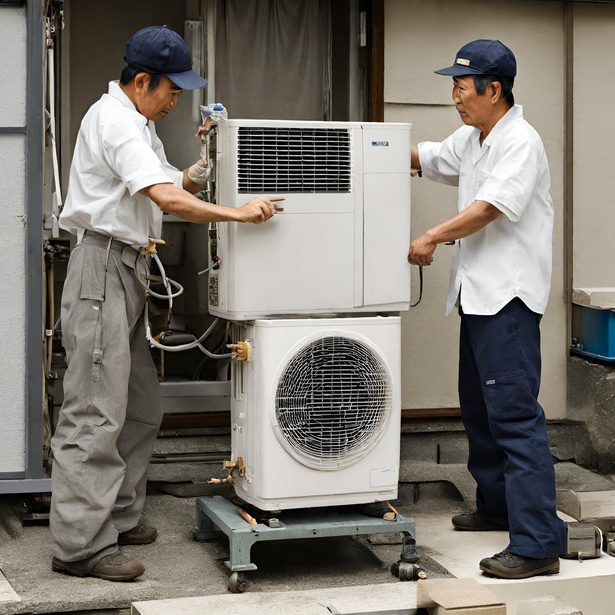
{"left": 209, "top": 119, "right": 412, "bottom": 511}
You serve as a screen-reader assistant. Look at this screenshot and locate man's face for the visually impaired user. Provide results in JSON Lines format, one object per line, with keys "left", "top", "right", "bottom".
{"left": 140, "top": 75, "right": 182, "bottom": 122}
{"left": 452, "top": 75, "right": 492, "bottom": 128}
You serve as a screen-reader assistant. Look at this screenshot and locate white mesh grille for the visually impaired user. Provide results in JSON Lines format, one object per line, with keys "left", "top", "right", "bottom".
{"left": 275, "top": 336, "right": 392, "bottom": 470}
{"left": 237, "top": 127, "right": 352, "bottom": 193}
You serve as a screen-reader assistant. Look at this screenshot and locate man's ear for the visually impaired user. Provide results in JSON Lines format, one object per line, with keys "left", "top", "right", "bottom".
{"left": 134, "top": 72, "right": 150, "bottom": 94}
{"left": 490, "top": 81, "right": 502, "bottom": 104}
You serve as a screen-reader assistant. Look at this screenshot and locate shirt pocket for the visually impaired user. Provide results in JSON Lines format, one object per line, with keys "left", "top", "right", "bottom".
{"left": 481, "top": 368, "right": 537, "bottom": 422}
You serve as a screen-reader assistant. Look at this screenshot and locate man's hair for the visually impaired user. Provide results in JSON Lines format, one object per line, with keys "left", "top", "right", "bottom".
{"left": 120, "top": 63, "right": 163, "bottom": 92}
{"left": 473, "top": 74, "right": 515, "bottom": 107}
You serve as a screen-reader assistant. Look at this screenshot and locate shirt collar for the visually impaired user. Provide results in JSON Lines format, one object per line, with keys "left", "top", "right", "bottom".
{"left": 107, "top": 80, "right": 138, "bottom": 113}
{"left": 482, "top": 104, "right": 523, "bottom": 148}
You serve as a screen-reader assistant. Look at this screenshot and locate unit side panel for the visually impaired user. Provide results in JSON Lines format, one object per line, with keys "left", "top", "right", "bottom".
{"left": 362, "top": 126, "right": 411, "bottom": 174}
{"left": 363, "top": 174, "right": 411, "bottom": 307}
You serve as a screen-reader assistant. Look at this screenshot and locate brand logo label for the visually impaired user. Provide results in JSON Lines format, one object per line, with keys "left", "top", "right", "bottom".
{"left": 371, "top": 141, "right": 389, "bottom": 147}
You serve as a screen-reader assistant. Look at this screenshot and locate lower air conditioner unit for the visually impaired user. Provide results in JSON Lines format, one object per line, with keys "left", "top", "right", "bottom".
{"left": 208, "top": 119, "right": 412, "bottom": 320}
{"left": 230, "top": 316, "right": 401, "bottom": 511}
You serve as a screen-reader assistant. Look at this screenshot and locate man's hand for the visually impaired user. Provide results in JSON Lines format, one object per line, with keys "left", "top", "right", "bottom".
{"left": 235, "top": 197, "right": 277, "bottom": 224}
{"left": 408, "top": 232, "right": 437, "bottom": 266}
{"left": 195, "top": 117, "right": 212, "bottom": 137}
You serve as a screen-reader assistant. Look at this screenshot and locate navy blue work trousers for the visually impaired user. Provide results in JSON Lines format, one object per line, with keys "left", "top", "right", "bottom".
{"left": 459, "top": 298, "right": 566, "bottom": 559}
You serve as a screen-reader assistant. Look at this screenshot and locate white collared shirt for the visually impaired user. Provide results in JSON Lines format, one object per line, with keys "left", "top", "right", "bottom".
{"left": 60, "top": 81, "right": 183, "bottom": 248}
{"left": 418, "top": 104, "right": 554, "bottom": 316}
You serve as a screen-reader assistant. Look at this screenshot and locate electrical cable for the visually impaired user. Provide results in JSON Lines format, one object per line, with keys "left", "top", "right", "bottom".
{"left": 138, "top": 250, "right": 234, "bottom": 359}
{"left": 197, "top": 258, "right": 219, "bottom": 276}
{"left": 409, "top": 266, "right": 423, "bottom": 308}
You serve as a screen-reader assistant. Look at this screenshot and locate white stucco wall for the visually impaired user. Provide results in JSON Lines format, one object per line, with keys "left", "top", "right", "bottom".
{"left": 385, "top": 0, "right": 567, "bottom": 417}
{"left": 0, "top": 7, "right": 27, "bottom": 473}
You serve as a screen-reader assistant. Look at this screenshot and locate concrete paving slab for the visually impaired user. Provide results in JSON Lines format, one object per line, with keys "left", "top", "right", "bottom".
{"left": 132, "top": 583, "right": 422, "bottom": 615}
{"left": 0, "top": 494, "right": 449, "bottom": 615}
{"left": 0, "top": 573, "right": 19, "bottom": 604}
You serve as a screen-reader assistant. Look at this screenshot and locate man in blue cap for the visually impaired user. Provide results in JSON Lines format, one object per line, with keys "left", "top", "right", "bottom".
{"left": 50, "top": 26, "right": 278, "bottom": 581}
{"left": 408, "top": 39, "right": 566, "bottom": 579}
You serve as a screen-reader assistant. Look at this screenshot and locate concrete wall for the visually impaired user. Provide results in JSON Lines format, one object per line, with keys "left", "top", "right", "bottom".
{"left": 384, "top": 0, "right": 568, "bottom": 417}
{"left": 572, "top": 3, "right": 615, "bottom": 290}
{"left": 0, "top": 7, "right": 27, "bottom": 472}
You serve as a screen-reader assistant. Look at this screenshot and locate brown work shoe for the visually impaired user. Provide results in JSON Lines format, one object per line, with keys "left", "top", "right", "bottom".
{"left": 52, "top": 550, "right": 145, "bottom": 581}
{"left": 118, "top": 523, "right": 158, "bottom": 545}
{"left": 479, "top": 550, "right": 559, "bottom": 579}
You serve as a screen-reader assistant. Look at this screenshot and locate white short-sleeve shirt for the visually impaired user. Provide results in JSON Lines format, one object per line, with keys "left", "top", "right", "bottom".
{"left": 418, "top": 105, "right": 554, "bottom": 316}
{"left": 59, "top": 81, "right": 184, "bottom": 248}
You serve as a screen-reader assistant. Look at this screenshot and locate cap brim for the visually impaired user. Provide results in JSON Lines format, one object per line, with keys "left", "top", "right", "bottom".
{"left": 434, "top": 65, "right": 485, "bottom": 76}
{"left": 165, "top": 69, "right": 208, "bottom": 90}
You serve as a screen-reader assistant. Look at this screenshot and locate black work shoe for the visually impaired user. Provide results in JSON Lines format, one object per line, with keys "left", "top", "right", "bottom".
{"left": 479, "top": 550, "right": 560, "bottom": 579}
{"left": 452, "top": 511, "right": 508, "bottom": 531}
{"left": 118, "top": 523, "right": 158, "bottom": 545}
{"left": 52, "top": 550, "right": 145, "bottom": 581}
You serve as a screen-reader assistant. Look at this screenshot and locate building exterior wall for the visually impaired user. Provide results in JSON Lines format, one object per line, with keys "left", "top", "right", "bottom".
{"left": 384, "top": 0, "right": 568, "bottom": 418}
{"left": 572, "top": 3, "right": 615, "bottom": 290}
{"left": 0, "top": 7, "right": 28, "bottom": 472}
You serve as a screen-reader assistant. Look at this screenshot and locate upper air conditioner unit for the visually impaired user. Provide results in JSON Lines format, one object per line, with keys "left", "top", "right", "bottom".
{"left": 229, "top": 315, "right": 401, "bottom": 511}
{"left": 208, "top": 119, "right": 412, "bottom": 320}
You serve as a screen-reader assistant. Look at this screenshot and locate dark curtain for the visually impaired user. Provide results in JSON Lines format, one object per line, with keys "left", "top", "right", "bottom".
{"left": 215, "top": 0, "right": 331, "bottom": 120}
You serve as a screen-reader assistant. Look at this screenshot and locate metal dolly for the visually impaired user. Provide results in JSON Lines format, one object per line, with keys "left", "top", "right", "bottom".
{"left": 195, "top": 495, "right": 418, "bottom": 593}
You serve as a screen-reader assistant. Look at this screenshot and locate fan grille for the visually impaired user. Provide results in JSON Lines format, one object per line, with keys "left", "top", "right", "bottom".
{"left": 237, "top": 127, "right": 352, "bottom": 193}
{"left": 275, "top": 336, "right": 392, "bottom": 470}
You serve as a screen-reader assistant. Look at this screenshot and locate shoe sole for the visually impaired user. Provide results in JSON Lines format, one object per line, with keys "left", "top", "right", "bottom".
{"left": 118, "top": 534, "right": 158, "bottom": 545}
{"left": 52, "top": 558, "right": 144, "bottom": 581}
{"left": 452, "top": 523, "right": 509, "bottom": 531}
{"left": 479, "top": 562, "right": 560, "bottom": 579}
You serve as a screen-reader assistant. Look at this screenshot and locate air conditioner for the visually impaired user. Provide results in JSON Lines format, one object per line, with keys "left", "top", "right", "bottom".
{"left": 229, "top": 316, "right": 401, "bottom": 511}
{"left": 208, "top": 119, "right": 412, "bottom": 320}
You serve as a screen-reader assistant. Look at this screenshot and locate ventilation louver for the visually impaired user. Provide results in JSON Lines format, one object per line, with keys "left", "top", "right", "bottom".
{"left": 275, "top": 335, "right": 392, "bottom": 470}
{"left": 237, "top": 127, "right": 352, "bottom": 193}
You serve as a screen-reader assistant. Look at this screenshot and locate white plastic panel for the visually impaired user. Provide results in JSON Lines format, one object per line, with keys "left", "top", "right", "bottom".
{"left": 363, "top": 173, "right": 411, "bottom": 307}
{"left": 229, "top": 213, "right": 355, "bottom": 313}
{"left": 362, "top": 126, "right": 411, "bottom": 175}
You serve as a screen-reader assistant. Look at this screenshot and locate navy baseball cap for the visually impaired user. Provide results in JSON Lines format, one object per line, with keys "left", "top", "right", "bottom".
{"left": 435, "top": 39, "right": 517, "bottom": 78}
{"left": 124, "top": 25, "right": 207, "bottom": 90}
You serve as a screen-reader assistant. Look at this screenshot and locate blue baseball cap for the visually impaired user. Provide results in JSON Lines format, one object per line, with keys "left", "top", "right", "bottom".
{"left": 435, "top": 39, "right": 517, "bottom": 78}
{"left": 124, "top": 25, "right": 207, "bottom": 90}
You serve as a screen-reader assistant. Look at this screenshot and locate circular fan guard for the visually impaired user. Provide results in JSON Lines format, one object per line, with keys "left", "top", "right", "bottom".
{"left": 275, "top": 335, "right": 392, "bottom": 470}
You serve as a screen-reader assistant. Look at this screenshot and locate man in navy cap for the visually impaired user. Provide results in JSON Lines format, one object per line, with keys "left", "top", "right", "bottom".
{"left": 50, "top": 26, "right": 278, "bottom": 581}
{"left": 408, "top": 39, "right": 566, "bottom": 579}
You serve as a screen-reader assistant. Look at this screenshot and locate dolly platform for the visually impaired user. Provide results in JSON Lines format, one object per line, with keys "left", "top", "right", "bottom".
{"left": 195, "top": 495, "right": 417, "bottom": 592}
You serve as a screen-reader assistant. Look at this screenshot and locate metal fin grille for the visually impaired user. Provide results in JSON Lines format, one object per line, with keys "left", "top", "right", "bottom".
{"left": 237, "top": 127, "right": 352, "bottom": 193}
{"left": 275, "top": 336, "right": 392, "bottom": 470}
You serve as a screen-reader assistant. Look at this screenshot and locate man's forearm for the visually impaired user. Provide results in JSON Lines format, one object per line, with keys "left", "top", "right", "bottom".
{"left": 408, "top": 200, "right": 502, "bottom": 266}
{"left": 425, "top": 200, "right": 501, "bottom": 244}
{"left": 141, "top": 183, "right": 240, "bottom": 223}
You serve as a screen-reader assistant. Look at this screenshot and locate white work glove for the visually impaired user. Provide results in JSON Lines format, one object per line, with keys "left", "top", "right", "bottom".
{"left": 187, "top": 158, "right": 212, "bottom": 185}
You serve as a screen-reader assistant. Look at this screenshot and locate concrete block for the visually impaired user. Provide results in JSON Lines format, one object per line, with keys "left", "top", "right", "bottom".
{"left": 555, "top": 462, "right": 615, "bottom": 493}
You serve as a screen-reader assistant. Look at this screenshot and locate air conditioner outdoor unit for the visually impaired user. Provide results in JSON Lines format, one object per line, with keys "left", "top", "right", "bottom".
{"left": 229, "top": 316, "right": 401, "bottom": 511}
{"left": 208, "top": 119, "right": 412, "bottom": 320}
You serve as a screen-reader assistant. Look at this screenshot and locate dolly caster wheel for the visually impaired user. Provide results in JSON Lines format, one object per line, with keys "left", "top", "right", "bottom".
{"left": 228, "top": 572, "right": 247, "bottom": 593}
{"left": 391, "top": 561, "right": 426, "bottom": 582}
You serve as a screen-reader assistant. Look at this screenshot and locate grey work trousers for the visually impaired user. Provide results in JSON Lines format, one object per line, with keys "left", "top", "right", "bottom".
{"left": 50, "top": 235, "right": 162, "bottom": 566}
